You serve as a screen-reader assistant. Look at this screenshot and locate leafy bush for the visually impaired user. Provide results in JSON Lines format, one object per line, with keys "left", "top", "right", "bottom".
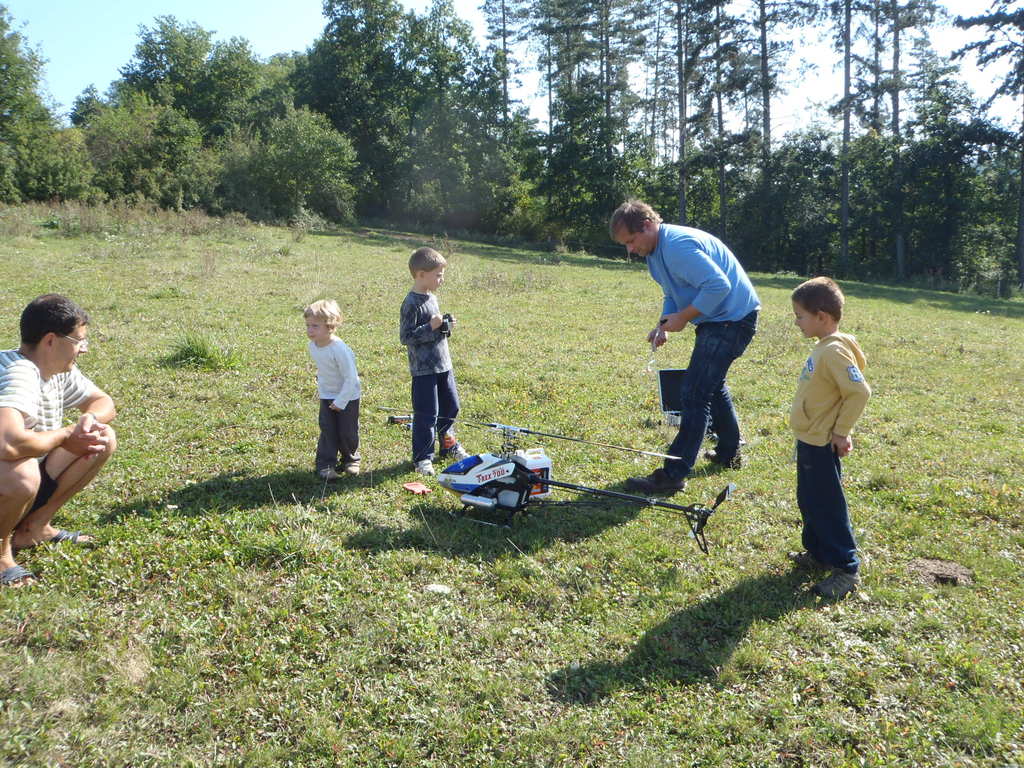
{"left": 216, "top": 109, "right": 357, "bottom": 223}
{"left": 256, "top": 107, "right": 357, "bottom": 223}
{"left": 84, "top": 94, "right": 212, "bottom": 210}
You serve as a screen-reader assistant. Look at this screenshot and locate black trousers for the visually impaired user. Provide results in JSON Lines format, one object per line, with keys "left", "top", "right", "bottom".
{"left": 317, "top": 398, "right": 360, "bottom": 471}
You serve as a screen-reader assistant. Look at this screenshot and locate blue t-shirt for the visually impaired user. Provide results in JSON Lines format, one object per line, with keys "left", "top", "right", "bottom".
{"left": 647, "top": 224, "right": 760, "bottom": 324}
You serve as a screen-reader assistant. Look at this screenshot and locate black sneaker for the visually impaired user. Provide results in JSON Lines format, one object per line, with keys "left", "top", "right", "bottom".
{"left": 788, "top": 550, "right": 827, "bottom": 570}
{"left": 625, "top": 468, "right": 686, "bottom": 494}
{"left": 704, "top": 449, "right": 742, "bottom": 469}
{"left": 812, "top": 568, "right": 859, "bottom": 599}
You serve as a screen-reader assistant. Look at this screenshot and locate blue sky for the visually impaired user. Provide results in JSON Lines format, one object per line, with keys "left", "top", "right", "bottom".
{"left": 3, "top": 0, "right": 1012, "bottom": 128}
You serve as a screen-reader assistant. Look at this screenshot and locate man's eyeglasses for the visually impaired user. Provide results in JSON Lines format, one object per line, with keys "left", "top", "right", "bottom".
{"left": 60, "top": 334, "right": 89, "bottom": 351}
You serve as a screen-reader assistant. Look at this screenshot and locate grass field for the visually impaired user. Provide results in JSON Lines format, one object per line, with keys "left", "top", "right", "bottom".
{"left": 1, "top": 203, "right": 1022, "bottom": 767}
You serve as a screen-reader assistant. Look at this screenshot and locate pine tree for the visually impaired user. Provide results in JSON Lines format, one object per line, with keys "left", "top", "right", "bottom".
{"left": 888, "top": 0, "right": 938, "bottom": 279}
{"left": 482, "top": 0, "right": 528, "bottom": 124}
{"left": 955, "top": 2, "right": 1024, "bottom": 288}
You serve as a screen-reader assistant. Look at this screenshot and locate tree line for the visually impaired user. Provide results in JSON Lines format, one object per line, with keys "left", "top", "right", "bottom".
{"left": 1, "top": 1, "right": 1022, "bottom": 295}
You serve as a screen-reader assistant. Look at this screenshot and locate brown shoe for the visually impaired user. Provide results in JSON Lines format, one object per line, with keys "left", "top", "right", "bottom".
{"left": 625, "top": 468, "right": 686, "bottom": 494}
{"left": 704, "top": 449, "right": 742, "bottom": 469}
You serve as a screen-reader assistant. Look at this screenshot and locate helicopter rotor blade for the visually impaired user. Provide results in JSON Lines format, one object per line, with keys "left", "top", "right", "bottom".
{"left": 464, "top": 420, "right": 682, "bottom": 461}
{"left": 377, "top": 407, "right": 681, "bottom": 461}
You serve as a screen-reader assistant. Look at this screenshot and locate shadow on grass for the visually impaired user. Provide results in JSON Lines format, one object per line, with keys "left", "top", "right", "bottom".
{"left": 342, "top": 481, "right": 655, "bottom": 562}
{"left": 332, "top": 226, "right": 1024, "bottom": 317}
{"left": 546, "top": 568, "right": 811, "bottom": 703}
{"left": 342, "top": 476, "right": 737, "bottom": 562}
{"left": 101, "top": 461, "right": 412, "bottom": 522}
{"left": 347, "top": 225, "right": 1024, "bottom": 317}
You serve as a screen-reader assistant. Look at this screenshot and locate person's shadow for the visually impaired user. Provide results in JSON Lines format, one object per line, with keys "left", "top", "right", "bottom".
{"left": 547, "top": 567, "right": 811, "bottom": 703}
{"left": 100, "top": 461, "right": 413, "bottom": 522}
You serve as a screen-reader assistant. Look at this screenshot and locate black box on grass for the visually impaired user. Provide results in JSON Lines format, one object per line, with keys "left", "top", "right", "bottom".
{"left": 658, "top": 368, "right": 686, "bottom": 424}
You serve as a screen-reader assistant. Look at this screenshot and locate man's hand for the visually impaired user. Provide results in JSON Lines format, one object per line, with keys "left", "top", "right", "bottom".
{"left": 659, "top": 311, "right": 690, "bottom": 333}
{"left": 429, "top": 314, "right": 443, "bottom": 330}
{"left": 831, "top": 432, "right": 853, "bottom": 458}
{"left": 647, "top": 326, "right": 668, "bottom": 348}
{"left": 63, "top": 413, "right": 110, "bottom": 457}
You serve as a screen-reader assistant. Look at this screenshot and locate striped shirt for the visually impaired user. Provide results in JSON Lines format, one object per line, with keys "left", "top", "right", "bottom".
{"left": 0, "top": 350, "right": 96, "bottom": 432}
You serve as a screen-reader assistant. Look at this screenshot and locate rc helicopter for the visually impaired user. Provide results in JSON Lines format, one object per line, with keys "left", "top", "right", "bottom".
{"left": 383, "top": 409, "right": 735, "bottom": 553}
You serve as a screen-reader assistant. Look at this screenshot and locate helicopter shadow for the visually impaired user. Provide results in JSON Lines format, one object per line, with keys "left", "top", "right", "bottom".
{"left": 342, "top": 480, "right": 650, "bottom": 562}
{"left": 101, "top": 461, "right": 412, "bottom": 523}
{"left": 546, "top": 567, "right": 811, "bottom": 704}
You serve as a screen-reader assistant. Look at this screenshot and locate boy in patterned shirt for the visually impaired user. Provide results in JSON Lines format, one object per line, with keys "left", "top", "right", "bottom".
{"left": 399, "top": 247, "right": 469, "bottom": 476}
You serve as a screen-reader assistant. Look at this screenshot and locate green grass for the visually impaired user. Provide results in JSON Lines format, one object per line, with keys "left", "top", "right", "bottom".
{"left": 1, "top": 203, "right": 1022, "bottom": 767}
{"left": 163, "top": 332, "right": 244, "bottom": 371}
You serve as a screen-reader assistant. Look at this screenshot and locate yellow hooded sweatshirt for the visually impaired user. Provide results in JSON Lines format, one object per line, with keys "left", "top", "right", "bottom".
{"left": 790, "top": 332, "right": 871, "bottom": 447}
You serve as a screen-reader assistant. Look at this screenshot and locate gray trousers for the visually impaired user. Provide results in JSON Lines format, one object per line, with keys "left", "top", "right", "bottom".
{"left": 317, "top": 398, "right": 360, "bottom": 471}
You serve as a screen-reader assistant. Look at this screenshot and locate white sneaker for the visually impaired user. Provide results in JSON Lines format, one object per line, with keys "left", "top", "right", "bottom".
{"left": 415, "top": 459, "right": 435, "bottom": 476}
{"left": 318, "top": 467, "right": 340, "bottom": 481}
{"left": 440, "top": 435, "right": 470, "bottom": 461}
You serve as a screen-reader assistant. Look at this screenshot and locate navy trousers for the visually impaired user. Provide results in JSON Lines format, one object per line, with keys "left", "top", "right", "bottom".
{"left": 411, "top": 370, "right": 461, "bottom": 462}
{"left": 796, "top": 440, "right": 859, "bottom": 574}
{"left": 664, "top": 310, "right": 757, "bottom": 480}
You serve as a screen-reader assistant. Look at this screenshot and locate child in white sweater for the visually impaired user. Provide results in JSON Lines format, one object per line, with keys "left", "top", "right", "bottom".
{"left": 304, "top": 299, "right": 361, "bottom": 480}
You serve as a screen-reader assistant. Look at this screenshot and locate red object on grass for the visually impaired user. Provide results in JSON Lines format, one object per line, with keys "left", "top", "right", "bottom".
{"left": 402, "top": 481, "right": 432, "bottom": 495}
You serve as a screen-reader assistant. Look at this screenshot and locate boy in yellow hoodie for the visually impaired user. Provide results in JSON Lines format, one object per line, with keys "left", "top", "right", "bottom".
{"left": 789, "top": 277, "right": 871, "bottom": 598}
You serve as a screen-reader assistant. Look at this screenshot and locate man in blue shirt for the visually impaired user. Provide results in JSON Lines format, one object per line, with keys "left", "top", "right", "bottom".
{"left": 610, "top": 200, "right": 760, "bottom": 494}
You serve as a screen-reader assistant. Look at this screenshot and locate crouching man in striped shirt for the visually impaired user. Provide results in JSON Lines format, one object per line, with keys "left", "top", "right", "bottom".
{"left": 0, "top": 294, "right": 117, "bottom": 587}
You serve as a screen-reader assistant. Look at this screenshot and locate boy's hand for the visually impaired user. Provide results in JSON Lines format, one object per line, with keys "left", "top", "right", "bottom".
{"left": 831, "top": 432, "right": 853, "bottom": 457}
{"left": 329, "top": 403, "right": 341, "bottom": 412}
{"left": 429, "top": 314, "right": 443, "bottom": 330}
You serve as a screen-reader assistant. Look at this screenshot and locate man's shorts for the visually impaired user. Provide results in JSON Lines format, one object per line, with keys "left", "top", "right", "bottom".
{"left": 29, "top": 458, "right": 58, "bottom": 513}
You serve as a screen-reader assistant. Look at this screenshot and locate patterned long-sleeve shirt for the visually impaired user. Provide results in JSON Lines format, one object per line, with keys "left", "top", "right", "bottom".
{"left": 399, "top": 291, "right": 452, "bottom": 376}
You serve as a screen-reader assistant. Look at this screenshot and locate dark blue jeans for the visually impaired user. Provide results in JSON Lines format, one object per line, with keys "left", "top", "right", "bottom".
{"left": 411, "top": 370, "right": 461, "bottom": 462}
{"left": 796, "top": 440, "right": 859, "bottom": 574}
{"left": 664, "top": 310, "right": 757, "bottom": 480}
